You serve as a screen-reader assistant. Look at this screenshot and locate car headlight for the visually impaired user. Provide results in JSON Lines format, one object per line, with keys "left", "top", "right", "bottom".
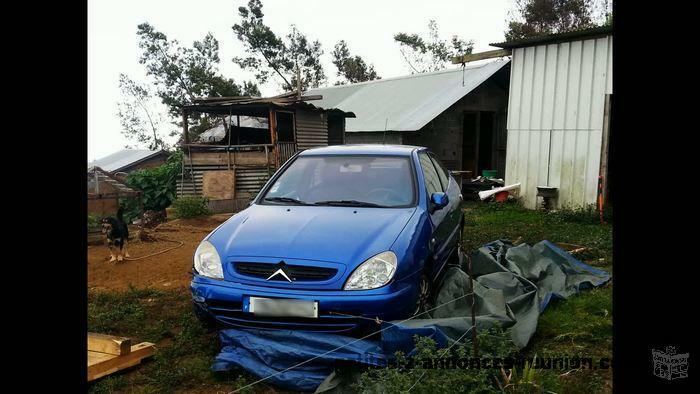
{"left": 193, "top": 240, "right": 224, "bottom": 279}
{"left": 344, "top": 251, "right": 397, "bottom": 290}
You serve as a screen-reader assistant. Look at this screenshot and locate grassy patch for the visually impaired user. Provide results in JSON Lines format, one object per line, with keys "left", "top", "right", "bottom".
{"left": 459, "top": 200, "right": 613, "bottom": 392}
{"left": 462, "top": 200, "right": 613, "bottom": 266}
{"left": 87, "top": 287, "right": 251, "bottom": 393}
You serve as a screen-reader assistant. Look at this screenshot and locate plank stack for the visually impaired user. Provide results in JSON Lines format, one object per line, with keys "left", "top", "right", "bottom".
{"left": 87, "top": 332, "right": 155, "bottom": 381}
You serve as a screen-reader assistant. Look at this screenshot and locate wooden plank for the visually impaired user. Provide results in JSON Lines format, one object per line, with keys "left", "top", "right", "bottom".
{"left": 300, "top": 94, "right": 322, "bottom": 101}
{"left": 87, "top": 342, "right": 155, "bottom": 382}
{"left": 451, "top": 49, "right": 511, "bottom": 64}
{"left": 599, "top": 94, "right": 611, "bottom": 206}
{"left": 202, "top": 170, "right": 236, "bottom": 200}
{"left": 189, "top": 151, "right": 270, "bottom": 166}
{"left": 87, "top": 198, "right": 119, "bottom": 215}
{"left": 87, "top": 332, "right": 131, "bottom": 356}
{"left": 269, "top": 108, "right": 278, "bottom": 166}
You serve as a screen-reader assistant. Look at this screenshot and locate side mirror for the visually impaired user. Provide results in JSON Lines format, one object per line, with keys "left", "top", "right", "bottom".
{"left": 430, "top": 192, "right": 449, "bottom": 211}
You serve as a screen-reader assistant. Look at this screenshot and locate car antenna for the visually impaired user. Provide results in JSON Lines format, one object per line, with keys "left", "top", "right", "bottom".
{"left": 382, "top": 118, "right": 388, "bottom": 145}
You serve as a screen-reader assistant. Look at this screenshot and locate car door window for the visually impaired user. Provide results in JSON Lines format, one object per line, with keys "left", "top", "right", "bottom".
{"left": 428, "top": 153, "right": 450, "bottom": 191}
{"left": 419, "top": 152, "right": 443, "bottom": 195}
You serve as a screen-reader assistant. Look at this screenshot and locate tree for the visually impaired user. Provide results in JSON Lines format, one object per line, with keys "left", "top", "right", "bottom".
{"left": 117, "top": 74, "right": 175, "bottom": 150}
{"left": 394, "top": 20, "right": 474, "bottom": 74}
{"left": 505, "top": 0, "right": 611, "bottom": 41}
{"left": 232, "top": 0, "right": 326, "bottom": 91}
{"left": 135, "top": 23, "right": 259, "bottom": 139}
{"left": 331, "top": 40, "right": 380, "bottom": 85}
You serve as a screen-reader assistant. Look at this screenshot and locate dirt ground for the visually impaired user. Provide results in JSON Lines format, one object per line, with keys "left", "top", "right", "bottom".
{"left": 87, "top": 214, "right": 232, "bottom": 291}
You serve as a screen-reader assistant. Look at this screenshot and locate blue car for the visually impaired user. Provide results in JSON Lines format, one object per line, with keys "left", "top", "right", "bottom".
{"left": 191, "top": 145, "right": 463, "bottom": 333}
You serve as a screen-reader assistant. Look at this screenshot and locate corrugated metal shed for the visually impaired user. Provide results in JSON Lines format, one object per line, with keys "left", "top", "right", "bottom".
{"left": 504, "top": 33, "right": 612, "bottom": 209}
{"left": 295, "top": 111, "right": 328, "bottom": 150}
{"left": 306, "top": 59, "right": 510, "bottom": 132}
{"left": 89, "top": 149, "right": 166, "bottom": 173}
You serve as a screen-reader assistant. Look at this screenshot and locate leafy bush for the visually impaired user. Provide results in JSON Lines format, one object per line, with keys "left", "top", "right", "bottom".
{"left": 171, "top": 196, "right": 211, "bottom": 219}
{"left": 88, "top": 214, "right": 102, "bottom": 232}
{"left": 357, "top": 328, "right": 524, "bottom": 393}
{"left": 119, "top": 151, "right": 183, "bottom": 223}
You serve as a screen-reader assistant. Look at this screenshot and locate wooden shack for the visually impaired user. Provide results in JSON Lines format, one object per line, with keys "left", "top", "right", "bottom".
{"left": 87, "top": 166, "right": 140, "bottom": 217}
{"left": 177, "top": 92, "right": 353, "bottom": 213}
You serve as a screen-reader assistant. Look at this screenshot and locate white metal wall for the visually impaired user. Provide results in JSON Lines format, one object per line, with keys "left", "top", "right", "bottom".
{"left": 505, "top": 35, "right": 612, "bottom": 209}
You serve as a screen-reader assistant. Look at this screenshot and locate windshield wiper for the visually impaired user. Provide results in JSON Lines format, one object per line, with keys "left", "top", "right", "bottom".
{"left": 314, "top": 200, "right": 387, "bottom": 208}
{"left": 263, "top": 197, "right": 310, "bottom": 205}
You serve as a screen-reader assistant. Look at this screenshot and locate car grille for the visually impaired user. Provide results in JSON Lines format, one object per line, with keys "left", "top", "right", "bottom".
{"left": 234, "top": 262, "right": 337, "bottom": 282}
{"left": 203, "top": 299, "right": 362, "bottom": 333}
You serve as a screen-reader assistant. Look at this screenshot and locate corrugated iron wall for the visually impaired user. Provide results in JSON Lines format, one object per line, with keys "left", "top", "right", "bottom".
{"left": 295, "top": 111, "right": 328, "bottom": 150}
{"left": 505, "top": 35, "right": 612, "bottom": 209}
{"left": 177, "top": 166, "right": 271, "bottom": 198}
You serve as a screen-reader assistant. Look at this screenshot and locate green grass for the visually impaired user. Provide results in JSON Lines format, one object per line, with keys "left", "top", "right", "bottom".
{"left": 88, "top": 200, "right": 612, "bottom": 393}
{"left": 462, "top": 200, "right": 613, "bottom": 268}
{"left": 87, "top": 287, "right": 251, "bottom": 393}
{"left": 461, "top": 200, "right": 613, "bottom": 393}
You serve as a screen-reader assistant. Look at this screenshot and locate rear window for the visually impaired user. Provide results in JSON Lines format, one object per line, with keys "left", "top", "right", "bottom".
{"left": 262, "top": 155, "right": 416, "bottom": 207}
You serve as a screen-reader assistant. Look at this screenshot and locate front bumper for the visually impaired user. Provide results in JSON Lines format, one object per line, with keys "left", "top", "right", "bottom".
{"left": 190, "top": 274, "right": 417, "bottom": 333}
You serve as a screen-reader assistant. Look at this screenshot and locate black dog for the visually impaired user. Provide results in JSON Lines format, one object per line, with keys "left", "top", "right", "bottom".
{"left": 101, "top": 207, "right": 130, "bottom": 262}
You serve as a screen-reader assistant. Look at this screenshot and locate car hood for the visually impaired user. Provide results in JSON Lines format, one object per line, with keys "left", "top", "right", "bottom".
{"left": 208, "top": 204, "right": 416, "bottom": 268}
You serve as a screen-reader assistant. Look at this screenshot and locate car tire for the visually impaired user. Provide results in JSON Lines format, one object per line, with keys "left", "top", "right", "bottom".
{"left": 413, "top": 273, "right": 433, "bottom": 318}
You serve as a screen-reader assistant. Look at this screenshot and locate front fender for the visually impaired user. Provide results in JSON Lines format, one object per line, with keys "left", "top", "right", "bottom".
{"left": 390, "top": 208, "right": 433, "bottom": 282}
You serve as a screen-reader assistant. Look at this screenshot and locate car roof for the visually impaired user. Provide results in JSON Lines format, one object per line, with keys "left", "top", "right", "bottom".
{"left": 298, "top": 144, "right": 424, "bottom": 156}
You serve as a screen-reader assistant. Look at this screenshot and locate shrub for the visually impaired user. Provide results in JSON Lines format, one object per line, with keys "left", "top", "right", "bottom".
{"left": 88, "top": 214, "right": 102, "bottom": 232}
{"left": 357, "top": 328, "right": 522, "bottom": 393}
{"left": 171, "top": 196, "right": 211, "bottom": 219}
{"left": 119, "top": 151, "right": 183, "bottom": 223}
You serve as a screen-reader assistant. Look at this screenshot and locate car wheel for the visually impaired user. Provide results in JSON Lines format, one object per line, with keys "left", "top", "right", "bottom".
{"left": 456, "top": 226, "right": 469, "bottom": 272}
{"left": 413, "top": 274, "right": 432, "bottom": 317}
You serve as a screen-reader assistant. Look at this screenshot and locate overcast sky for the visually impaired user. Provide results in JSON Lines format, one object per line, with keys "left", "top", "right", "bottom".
{"left": 88, "top": 0, "right": 511, "bottom": 161}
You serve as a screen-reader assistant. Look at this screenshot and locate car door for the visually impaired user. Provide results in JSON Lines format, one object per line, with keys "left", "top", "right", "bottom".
{"left": 417, "top": 151, "right": 455, "bottom": 281}
{"left": 428, "top": 152, "right": 462, "bottom": 263}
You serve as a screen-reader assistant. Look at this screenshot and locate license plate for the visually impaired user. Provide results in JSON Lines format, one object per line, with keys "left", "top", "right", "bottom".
{"left": 248, "top": 297, "right": 318, "bottom": 318}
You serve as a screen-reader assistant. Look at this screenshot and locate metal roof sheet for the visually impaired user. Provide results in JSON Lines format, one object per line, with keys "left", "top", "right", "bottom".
{"left": 490, "top": 25, "right": 612, "bottom": 49}
{"left": 306, "top": 59, "right": 510, "bottom": 132}
{"left": 88, "top": 149, "right": 165, "bottom": 172}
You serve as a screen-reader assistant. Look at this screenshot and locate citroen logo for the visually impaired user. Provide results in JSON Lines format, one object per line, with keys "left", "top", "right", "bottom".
{"left": 266, "top": 261, "right": 293, "bottom": 282}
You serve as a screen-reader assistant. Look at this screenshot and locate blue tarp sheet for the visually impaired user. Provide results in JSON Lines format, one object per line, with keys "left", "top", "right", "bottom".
{"left": 212, "top": 240, "right": 611, "bottom": 392}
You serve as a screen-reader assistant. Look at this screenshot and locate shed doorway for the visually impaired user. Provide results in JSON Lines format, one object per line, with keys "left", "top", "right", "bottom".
{"left": 462, "top": 111, "right": 497, "bottom": 178}
{"left": 275, "top": 111, "right": 296, "bottom": 165}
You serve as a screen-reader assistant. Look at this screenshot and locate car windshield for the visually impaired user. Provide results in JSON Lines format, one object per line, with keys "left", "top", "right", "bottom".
{"left": 261, "top": 155, "right": 415, "bottom": 207}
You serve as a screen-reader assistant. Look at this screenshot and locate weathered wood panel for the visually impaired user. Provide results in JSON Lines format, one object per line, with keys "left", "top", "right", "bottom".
{"left": 202, "top": 170, "right": 235, "bottom": 200}
{"left": 206, "top": 198, "right": 253, "bottom": 213}
{"left": 189, "top": 150, "right": 271, "bottom": 166}
{"left": 88, "top": 198, "right": 119, "bottom": 215}
{"left": 178, "top": 166, "right": 270, "bottom": 200}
